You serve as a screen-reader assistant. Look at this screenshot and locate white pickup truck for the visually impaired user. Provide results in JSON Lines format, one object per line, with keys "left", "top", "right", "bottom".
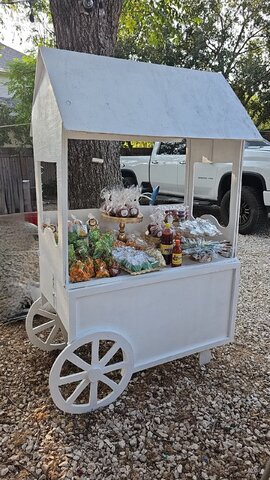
{"left": 121, "top": 139, "right": 270, "bottom": 234}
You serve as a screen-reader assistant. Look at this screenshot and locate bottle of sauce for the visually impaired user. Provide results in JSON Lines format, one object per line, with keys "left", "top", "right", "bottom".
{"left": 160, "top": 223, "right": 174, "bottom": 265}
{"left": 172, "top": 239, "right": 182, "bottom": 267}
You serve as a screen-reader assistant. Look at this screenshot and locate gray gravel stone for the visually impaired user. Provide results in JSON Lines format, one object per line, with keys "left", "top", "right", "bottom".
{"left": 0, "top": 227, "right": 270, "bottom": 479}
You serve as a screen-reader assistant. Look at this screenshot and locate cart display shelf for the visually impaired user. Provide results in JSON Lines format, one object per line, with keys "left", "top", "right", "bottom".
{"left": 27, "top": 47, "right": 262, "bottom": 414}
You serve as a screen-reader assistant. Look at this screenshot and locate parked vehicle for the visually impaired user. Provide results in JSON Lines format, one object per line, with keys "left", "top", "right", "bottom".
{"left": 121, "top": 139, "right": 270, "bottom": 234}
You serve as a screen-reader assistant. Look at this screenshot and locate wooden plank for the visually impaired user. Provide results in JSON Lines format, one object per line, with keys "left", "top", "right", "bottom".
{"left": 0, "top": 155, "right": 24, "bottom": 213}
{"left": 20, "top": 154, "right": 35, "bottom": 187}
{"left": 22, "top": 180, "right": 32, "bottom": 211}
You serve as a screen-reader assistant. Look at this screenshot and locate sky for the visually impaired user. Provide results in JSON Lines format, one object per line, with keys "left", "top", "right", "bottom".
{"left": 1, "top": 8, "right": 39, "bottom": 53}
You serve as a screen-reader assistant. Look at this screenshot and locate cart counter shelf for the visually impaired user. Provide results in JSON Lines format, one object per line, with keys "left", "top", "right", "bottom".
{"left": 27, "top": 46, "right": 262, "bottom": 413}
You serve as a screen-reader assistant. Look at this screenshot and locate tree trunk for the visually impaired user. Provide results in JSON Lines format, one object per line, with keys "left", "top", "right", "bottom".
{"left": 49, "top": 0, "right": 124, "bottom": 208}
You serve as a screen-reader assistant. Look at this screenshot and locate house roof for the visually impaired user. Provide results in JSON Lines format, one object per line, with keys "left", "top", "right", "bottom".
{"left": 33, "top": 46, "right": 261, "bottom": 141}
{"left": 0, "top": 43, "right": 23, "bottom": 72}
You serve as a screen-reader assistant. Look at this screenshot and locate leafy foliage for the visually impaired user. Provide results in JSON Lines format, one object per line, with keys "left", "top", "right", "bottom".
{"left": 0, "top": 102, "right": 13, "bottom": 146}
{"left": 7, "top": 55, "right": 36, "bottom": 124}
{"left": 1, "top": 0, "right": 270, "bottom": 128}
{"left": 3, "top": 54, "right": 36, "bottom": 145}
{"left": 0, "top": 0, "right": 53, "bottom": 48}
{"left": 117, "top": 0, "right": 270, "bottom": 128}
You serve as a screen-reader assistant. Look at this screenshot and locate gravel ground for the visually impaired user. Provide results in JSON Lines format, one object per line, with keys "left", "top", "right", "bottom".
{"left": 0, "top": 226, "right": 270, "bottom": 480}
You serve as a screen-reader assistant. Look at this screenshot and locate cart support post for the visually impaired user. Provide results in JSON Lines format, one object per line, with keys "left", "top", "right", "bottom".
{"left": 229, "top": 140, "right": 244, "bottom": 257}
{"left": 184, "top": 138, "right": 194, "bottom": 214}
{"left": 57, "top": 133, "right": 69, "bottom": 286}
{"left": 199, "top": 350, "right": 212, "bottom": 366}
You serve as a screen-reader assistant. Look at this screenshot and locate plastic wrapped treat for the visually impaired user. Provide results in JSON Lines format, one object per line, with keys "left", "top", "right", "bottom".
{"left": 93, "top": 233, "right": 114, "bottom": 261}
{"left": 68, "top": 244, "right": 76, "bottom": 266}
{"left": 67, "top": 220, "right": 73, "bottom": 233}
{"left": 43, "top": 218, "right": 57, "bottom": 233}
{"left": 69, "top": 258, "right": 95, "bottom": 283}
{"left": 94, "top": 259, "right": 110, "bottom": 278}
{"left": 126, "top": 185, "right": 141, "bottom": 217}
{"left": 179, "top": 218, "right": 221, "bottom": 238}
{"left": 164, "top": 205, "right": 189, "bottom": 224}
{"left": 88, "top": 228, "right": 101, "bottom": 256}
{"left": 181, "top": 238, "right": 232, "bottom": 263}
{"left": 145, "top": 247, "right": 166, "bottom": 267}
{"left": 107, "top": 259, "right": 120, "bottom": 277}
{"left": 101, "top": 186, "right": 141, "bottom": 218}
{"left": 86, "top": 213, "right": 99, "bottom": 231}
{"left": 70, "top": 214, "right": 88, "bottom": 239}
{"left": 146, "top": 207, "right": 165, "bottom": 240}
{"left": 125, "top": 233, "right": 148, "bottom": 250}
{"left": 75, "top": 239, "right": 89, "bottom": 260}
{"left": 112, "top": 246, "right": 160, "bottom": 274}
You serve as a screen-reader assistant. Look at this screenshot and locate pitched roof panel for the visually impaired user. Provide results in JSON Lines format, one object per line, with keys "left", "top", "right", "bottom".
{"left": 0, "top": 43, "right": 23, "bottom": 71}
{"left": 35, "top": 47, "right": 261, "bottom": 141}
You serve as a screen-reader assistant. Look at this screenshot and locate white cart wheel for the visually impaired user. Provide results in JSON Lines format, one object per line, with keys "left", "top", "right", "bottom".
{"left": 49, "top": 332, "right": 134, "bottom": 414}
{"left": 26, "top": 297, "right": 67, "bottom": 351}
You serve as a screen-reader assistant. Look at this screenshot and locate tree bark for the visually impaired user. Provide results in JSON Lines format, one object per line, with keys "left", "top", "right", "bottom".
{"left": 49, "top": 0, "right": 124, "bottom": 208}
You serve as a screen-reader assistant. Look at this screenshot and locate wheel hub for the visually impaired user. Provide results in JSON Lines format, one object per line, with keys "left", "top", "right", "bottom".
{"left": 240, "top": 201, "right": 251, "bottom": 225}
{"left": 87, "top": 365, "right": 102, "bottom": 382}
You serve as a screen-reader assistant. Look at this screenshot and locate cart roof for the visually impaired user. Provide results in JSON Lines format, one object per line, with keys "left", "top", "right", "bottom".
{"left": 33, "top": 47, "right": 261, "bottom": 141}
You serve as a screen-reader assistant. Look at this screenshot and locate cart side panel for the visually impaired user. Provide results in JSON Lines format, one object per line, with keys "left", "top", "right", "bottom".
{"left": 39, "top": 228, "right": 69, "bottom": 331}
{"left": 69, "top": 263, "right": 239, "bottom": 371}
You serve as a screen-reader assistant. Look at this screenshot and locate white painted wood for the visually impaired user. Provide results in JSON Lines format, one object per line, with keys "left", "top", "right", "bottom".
{"left": 199, "top": 350, "right": 212, "bottom": 366}
{"left": 188, "top": 139, "right": 242, "bottom": 165}
{"left": 67, "top": 260, "right": 239, "bottom": 368}
{"left": 26, "top": 297, "right": 67, "bottom": 351}
{"left": 22, "top": 180, "right": 32, "bottom": 212}
{"left": 184, "top": 139, "right": 193, "bottom": 213}
{"left": 30, "top": 47, "right": 253, "bottom": 413}
{"left": 229, "top": 141, "right": 245, "bottom": 255}
{"left": 36, "top": 47, "right": 261, "bottom": 142}
{"left": 32, "top": 67, "right": 62, "bottom": 164}
{"left": 57, "top": 133, "right": 69, "bottom": 285}
{"left": 49, "top": 332, "right": 134, "bottom": 414}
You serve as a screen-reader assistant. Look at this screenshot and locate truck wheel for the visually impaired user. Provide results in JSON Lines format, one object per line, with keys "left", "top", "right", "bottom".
{"left": 122, "top": 175, "right": 136, "bottom": 188}
{"left": 220, "top": 186, "right": 266, "bottom": 235}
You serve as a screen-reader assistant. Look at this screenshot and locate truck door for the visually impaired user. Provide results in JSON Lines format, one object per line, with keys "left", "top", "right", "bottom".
{"left": 150, "top": 141, "right": 186, "bottom": 196}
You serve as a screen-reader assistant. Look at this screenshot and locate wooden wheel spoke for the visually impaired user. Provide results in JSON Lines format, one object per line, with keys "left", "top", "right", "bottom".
{"left": 91, "top": 339, "right": 99, "bottom": 365}
{"left": 99, "top": 342, "right": 119, "bottom": 367}
{"left": 103, "top": 361, "right": 126, "bottom": 374}
{"left": 33, "top": 319, "right": 55, "bottom": 334}
{"left": 45, "top": 324, "right": 60, "bottom": 344}
{"left": 89, "top": 380, "right": 98, "bottom": 409}
{"left": 37, "top": 309, "right": 58, "bottom": 321}
{"left": 100, "top": 374, "right": 117, "bottom": 391}
{"left": 26, "top": 297, "right": 67, "bottom": 352}
{"left": 69, "top": 353, "right": 91, "bottom": 372}
{"left": 58, "top": 371, "right": 87, "bottom": 386}
{"left": 49, "top": 332, "right": 133, "bottom": 413}
{"left": 66, "top": 378, "right": 89, "bottom": 405}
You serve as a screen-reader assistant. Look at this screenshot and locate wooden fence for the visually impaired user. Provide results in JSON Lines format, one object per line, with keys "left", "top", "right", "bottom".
{"left": 0, "top": 149, "right": 58, "bottom": 214}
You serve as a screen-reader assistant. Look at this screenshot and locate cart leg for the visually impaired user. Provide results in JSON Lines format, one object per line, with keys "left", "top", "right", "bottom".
{"left": 199, "top": 349, "right": 212, "bottom": 366}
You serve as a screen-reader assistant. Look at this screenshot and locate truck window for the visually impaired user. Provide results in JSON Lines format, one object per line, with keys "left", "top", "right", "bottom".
{"left": 245, "top": 139, "right": 270, "bottom": 148}
{"left": 158, "top": 141, "right": 186, "bottom": 155}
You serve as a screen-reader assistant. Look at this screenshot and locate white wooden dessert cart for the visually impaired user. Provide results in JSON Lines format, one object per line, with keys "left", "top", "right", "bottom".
{"left": 26, "top": 47, "right": 262, "bottom": 414}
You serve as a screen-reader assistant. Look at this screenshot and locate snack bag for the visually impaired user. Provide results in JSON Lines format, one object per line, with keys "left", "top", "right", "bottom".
{"left": 94, "top": 259, "right": 110, "bottom": 278}
{"left": 68, "top": 244, "right": 76, "bottom": 266}
{"left": 75, "top": 239, "right": 89, "bottom": 260}
{"left": 86, "top": 213, "right": 99, "bottom": 231}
